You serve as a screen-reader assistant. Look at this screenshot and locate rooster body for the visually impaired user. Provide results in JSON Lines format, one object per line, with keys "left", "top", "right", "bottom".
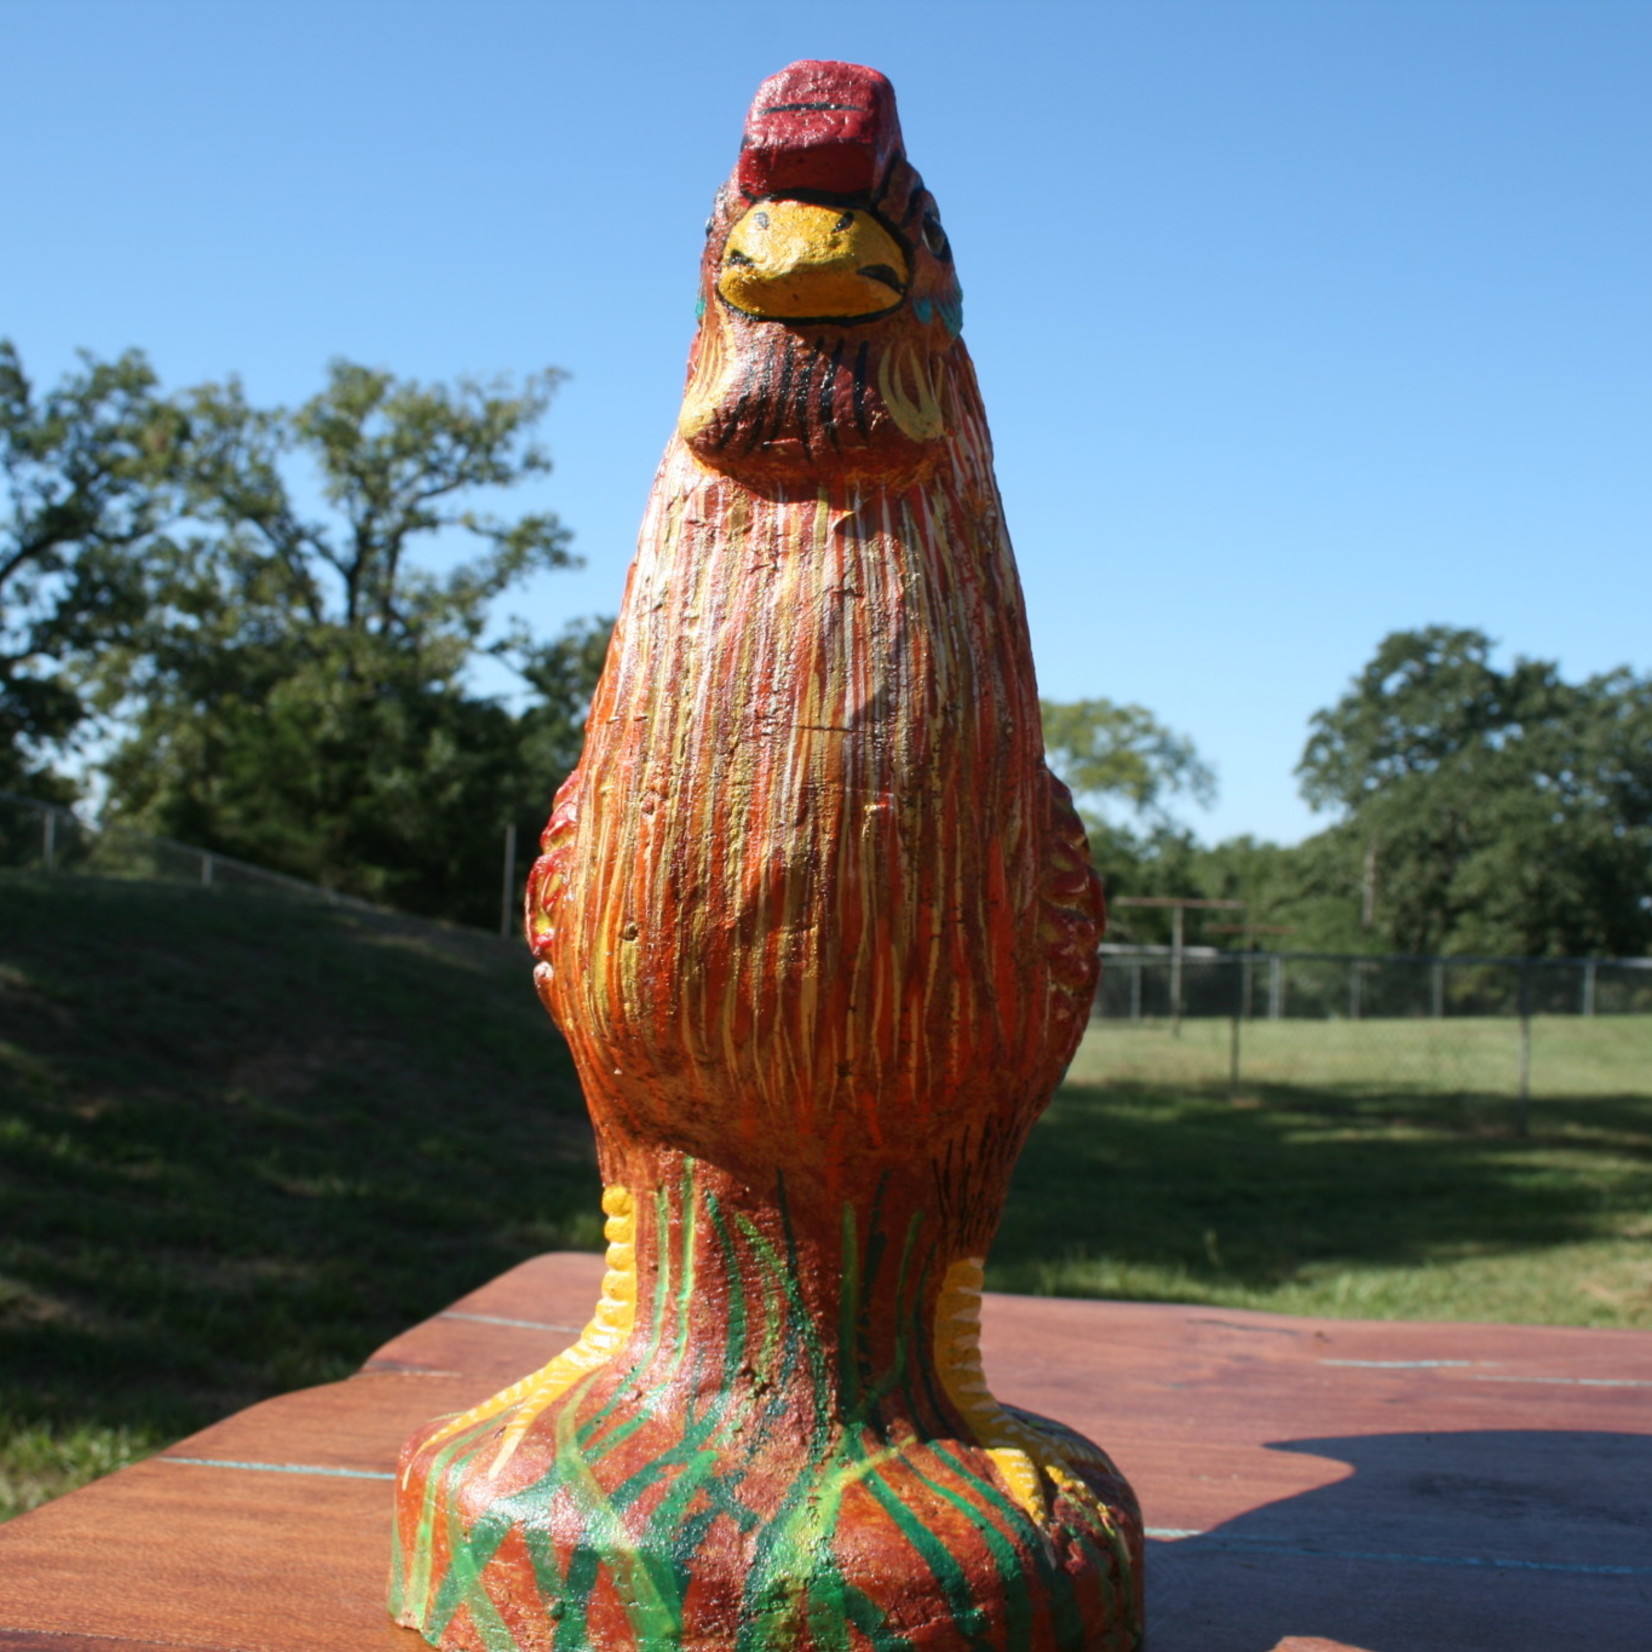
{"left": 394, "top": 62, "right": 1142, "bottom": 1652}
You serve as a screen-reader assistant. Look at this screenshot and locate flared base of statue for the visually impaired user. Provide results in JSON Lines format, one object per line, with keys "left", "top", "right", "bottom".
{"left": 391, "top": 1166, "right": 1143, "bottom": 1652}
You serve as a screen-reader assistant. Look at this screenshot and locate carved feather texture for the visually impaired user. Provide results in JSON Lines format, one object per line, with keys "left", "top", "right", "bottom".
{"left": 530, "top": 366, "right": 1103, "bottom": 1212}
{"left": 396, "top": 65, "right": 1139, "bottom": 1652}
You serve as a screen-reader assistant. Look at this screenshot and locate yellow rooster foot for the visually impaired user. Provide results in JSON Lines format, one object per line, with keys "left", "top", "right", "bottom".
{"left": 935, "top": 1257, "right": 1134, "bottom": 1533}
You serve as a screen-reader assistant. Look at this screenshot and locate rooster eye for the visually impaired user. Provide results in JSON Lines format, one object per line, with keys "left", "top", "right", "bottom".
{"left": 921, "top": 212, "right": 951, "bottom": 261}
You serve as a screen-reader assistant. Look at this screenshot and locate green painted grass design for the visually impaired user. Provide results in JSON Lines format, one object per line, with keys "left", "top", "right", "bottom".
{"left": 863, "top": 1462, "right": 995, "bottom": 1652}
{"left": 915, "top": 1451, "right": 1036, "bottom": 1651}
{"left": 400, "top": 1157, "right": 1138, "bottom": 1651}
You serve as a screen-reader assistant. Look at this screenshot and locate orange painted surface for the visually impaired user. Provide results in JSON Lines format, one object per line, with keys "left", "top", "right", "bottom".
{"left": 394, "top": 60, "right": 1133, "bottom": 1652}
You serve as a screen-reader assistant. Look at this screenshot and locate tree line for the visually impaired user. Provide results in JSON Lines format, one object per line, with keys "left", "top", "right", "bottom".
{"left": 1045, "top": 627, "right": 1652, "bottom": 960}
{"left": 2, "top": 341, "right": 608, "bottom": 928}
{"left": 7, "top": 342, "right": 1649, "bottom": 953}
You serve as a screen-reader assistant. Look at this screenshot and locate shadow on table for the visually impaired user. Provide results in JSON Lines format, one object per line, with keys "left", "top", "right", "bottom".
{"left": 1144, "top": 1430, "right": 1652, "bottom": 1652}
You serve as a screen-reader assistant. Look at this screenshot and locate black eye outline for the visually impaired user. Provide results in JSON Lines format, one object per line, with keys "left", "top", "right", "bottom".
{"left": 921, "top": 211, "right": 951, "bottom": 261}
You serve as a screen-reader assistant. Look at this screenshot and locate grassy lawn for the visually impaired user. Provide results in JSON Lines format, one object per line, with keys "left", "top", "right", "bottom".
{"left": 3, "top": 869, "right": 1649, "bottom": 1522}
{"left": 989, "top": 1022, "right": 1652, "bottom": 1328}
{"left": 1066, "top": 1013, "right": 1652, "bottom": 1098}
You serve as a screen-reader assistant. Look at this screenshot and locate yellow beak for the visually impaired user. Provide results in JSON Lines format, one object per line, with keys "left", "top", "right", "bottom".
{"left": 717, "top": 200, "right": 909, "bottom": 321}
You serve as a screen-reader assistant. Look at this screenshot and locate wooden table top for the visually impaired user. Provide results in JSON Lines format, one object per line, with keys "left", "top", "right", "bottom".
{"left": 1, "top": 1252, "right": 1648, "bottom": 1652}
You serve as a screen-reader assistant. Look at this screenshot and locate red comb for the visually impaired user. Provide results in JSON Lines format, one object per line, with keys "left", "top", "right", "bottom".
{"left": 738, "top": 61, "right": 903, "bottom": 198}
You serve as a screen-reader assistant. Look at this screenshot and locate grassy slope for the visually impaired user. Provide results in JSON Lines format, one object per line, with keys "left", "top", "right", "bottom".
{"left": 0, "top": 871, "right": 600, "bottom": 1519}
{"left": 3, "top": 871, "right": 1650, "bottom": 1520}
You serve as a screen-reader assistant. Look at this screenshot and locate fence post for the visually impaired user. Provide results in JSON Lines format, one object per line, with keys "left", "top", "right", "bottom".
{"left": 1228, "top": 958, "right": 1242, "bottom": 1103}
{"left": 1516, "top": 961, "right": 1532, "bottom": 1137}
{"left": 1129, "top": 960, "right": 1142, "bottom": 1025}
{"left": 1349, "top": 959, "right": 1362, "bottom": 1021}
{"left": 1431, "top": 958, "right": 1445, "bottom": 1018}
{"left": 42, "top": 808, "right": 56, "bottom": 872}
{"left": 1268, "top": 954, "right": 1283, "bottom": 1020}
{"left": 1582, "top": 960, "right": 1597, "bottom": 1018}
{"left": 500, "top": 823, "right": 519, "bottom": 940}
{"left": 1170, "top": 906, "right": 1184, "bottom": 1038}
{"left": 200, "top": 851, "right": 214, "bottom": 887}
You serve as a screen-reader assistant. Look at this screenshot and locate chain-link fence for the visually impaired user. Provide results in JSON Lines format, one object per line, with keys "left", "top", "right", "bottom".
{"left": 1083, "top": 945, "right": 1652, "bottom": 1112}
{"left": 0, "top": 790, "right": 373, "bottom": 909}
{"left": 10, "top": 788, "right": 1650, "bottom": 1111}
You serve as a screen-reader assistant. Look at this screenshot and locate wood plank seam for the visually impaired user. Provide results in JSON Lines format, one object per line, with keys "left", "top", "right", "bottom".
{"left": 158, "top": 1458, "right": 395, "bottom": 1481}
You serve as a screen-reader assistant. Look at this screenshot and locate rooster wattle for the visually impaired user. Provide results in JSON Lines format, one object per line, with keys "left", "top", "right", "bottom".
{"left": 392, "top": 60, "right": 1142, "bottom": 1652}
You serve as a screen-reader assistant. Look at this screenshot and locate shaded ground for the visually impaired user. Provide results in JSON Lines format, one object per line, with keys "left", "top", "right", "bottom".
{"left": 3, "top": 871, "right": 1649, "bottom": 1519}
{"left": 992, "top": 1027, "right": 1652, "bottom": 1326}
{"left": 0, "top": 871, "right": 598, "bottom": 1517}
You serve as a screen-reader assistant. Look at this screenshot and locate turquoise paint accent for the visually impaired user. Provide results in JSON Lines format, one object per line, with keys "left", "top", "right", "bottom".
{"left": 440, "top": 1310, "right": 583, "bottom": 1332}
{"left": 162, "top": 1456, "right": 394, "bottom": 1480}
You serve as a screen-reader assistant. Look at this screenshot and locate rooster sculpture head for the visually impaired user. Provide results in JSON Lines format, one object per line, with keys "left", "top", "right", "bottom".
{"left": 680, "top": 60, "right": 968, "bottom": 489}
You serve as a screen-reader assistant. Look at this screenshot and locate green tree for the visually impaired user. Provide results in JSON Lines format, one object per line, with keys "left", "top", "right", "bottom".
{"left": 95, "top": 360, "right": 608, "bottom": 925}
{"left": 512, "top": 616, "right": 615, "bottom": 809}
{"left": 1040, "top": 697, "right": 1218, "bottom": 943}
{"left": 1041, "top": 698, "right": 1215, "bottom": 826}
{"left": 1297, "top": 627, "right": 1652, "bottom": 957}
{"left": 1, "top": 342, "right": 180, "bottom": 796}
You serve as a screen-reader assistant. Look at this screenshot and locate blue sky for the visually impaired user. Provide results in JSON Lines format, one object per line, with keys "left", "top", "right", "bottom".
{"left": 7, "top": 0, "right": 1648, "bottom": 844}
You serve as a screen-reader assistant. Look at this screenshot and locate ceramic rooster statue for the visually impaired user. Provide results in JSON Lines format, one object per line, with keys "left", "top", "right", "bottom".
{"left": 392, "top": 61, "right": 1143, "bottom": 1652}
